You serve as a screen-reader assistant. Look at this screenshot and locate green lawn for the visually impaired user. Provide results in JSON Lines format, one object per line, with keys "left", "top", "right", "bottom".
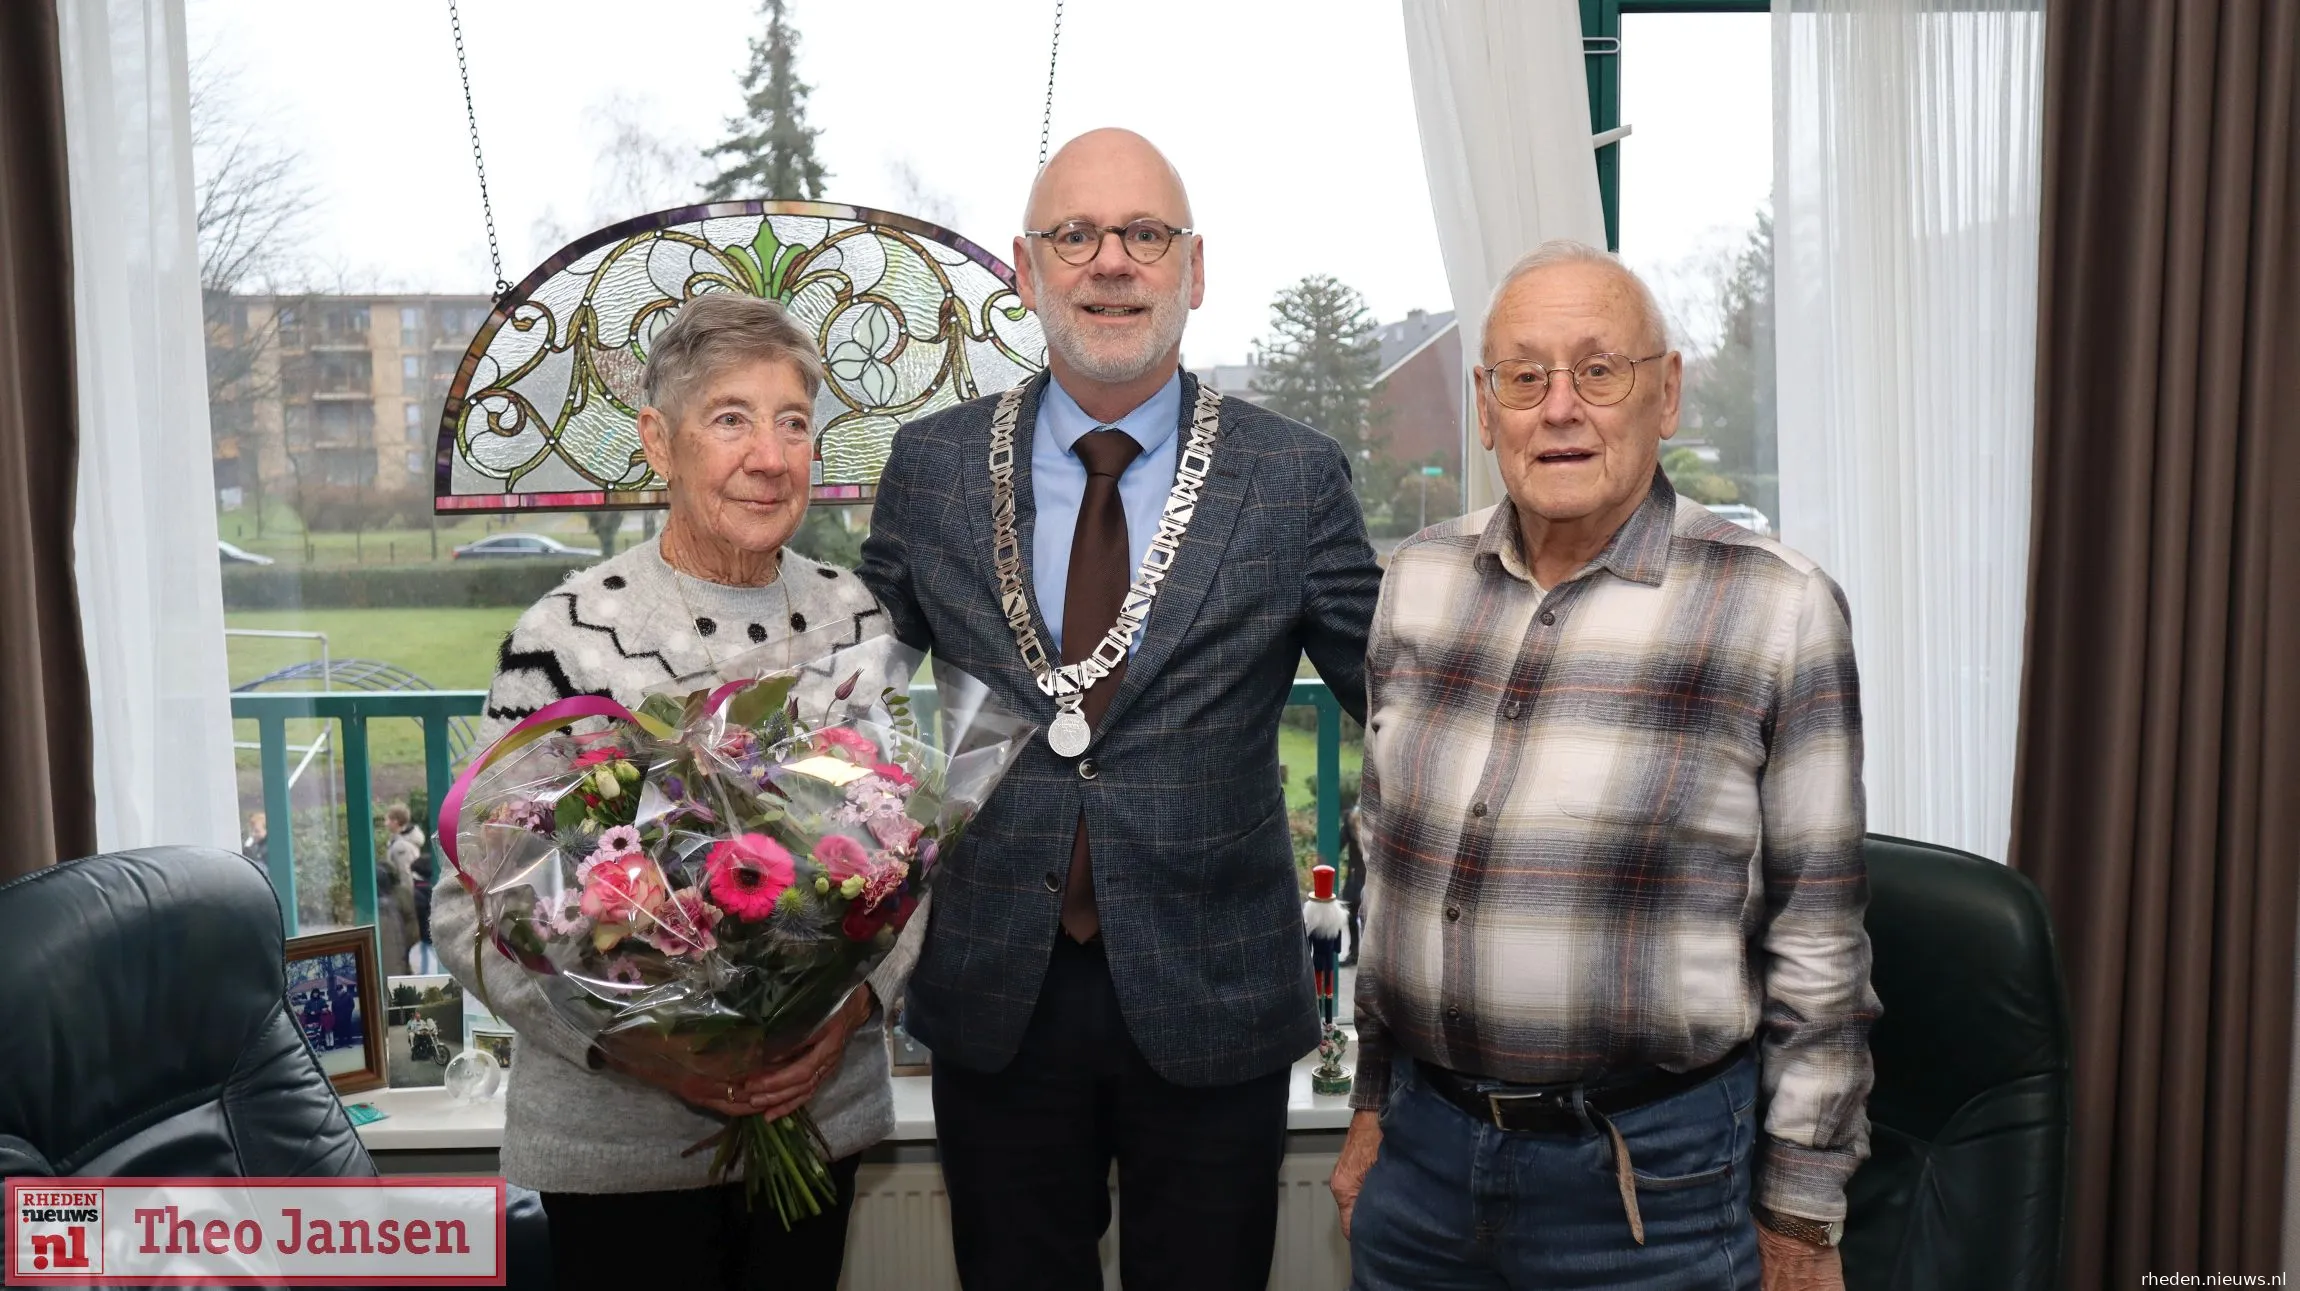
{"left": 228, "top": 607, "right": 514, "bottom": 783}
{"left": 1277, "top": 723, "right": 1364, "bottom": 817}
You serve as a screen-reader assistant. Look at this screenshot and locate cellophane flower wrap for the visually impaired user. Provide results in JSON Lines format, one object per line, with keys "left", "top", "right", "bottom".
{"left": 442, "top": 629, "right": 1033, "bottom": 1225}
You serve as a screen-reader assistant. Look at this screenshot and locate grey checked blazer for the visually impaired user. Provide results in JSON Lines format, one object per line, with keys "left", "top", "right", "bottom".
{"left": 858, "top": 371, "right": 1379, "bottom": 1087}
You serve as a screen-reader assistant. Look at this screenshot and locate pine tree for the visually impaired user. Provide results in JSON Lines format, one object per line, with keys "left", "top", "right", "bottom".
{"left": 702, "top": 0, "right": 829, "bottom": 202}
{"left": 1251, "top": 275, "right": 1391, "bottom": 510}
{"left": 1252, "top": 275, "right": 1386, "bottom": 454}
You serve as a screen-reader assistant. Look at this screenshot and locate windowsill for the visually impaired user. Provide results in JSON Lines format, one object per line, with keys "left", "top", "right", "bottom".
{"left": 355, "top": 1032, "right": 1362, "bottom": 1153}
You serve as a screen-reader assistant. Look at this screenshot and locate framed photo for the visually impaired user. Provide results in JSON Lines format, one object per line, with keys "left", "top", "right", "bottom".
{"left": 889, "top": 1014, "right": 931, "bottom": 1077}
{"left": 384, "top": 974, "right": 465, "bottom": 1089}
{"left": 470, "top": 1028, "right": 516, "bottom": 1072}
{"left": 284, "top": 928, "right": 385, "bottom": 1095}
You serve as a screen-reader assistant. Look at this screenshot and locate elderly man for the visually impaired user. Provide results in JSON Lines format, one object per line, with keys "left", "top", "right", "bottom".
{"left": 858, "top": 128, "right": 1381, "bottom": 1290}
{"left": 1330, "top": 241, "right": 1876, "bottom": 1291}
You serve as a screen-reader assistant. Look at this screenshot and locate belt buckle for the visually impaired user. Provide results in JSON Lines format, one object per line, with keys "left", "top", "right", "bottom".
{"left": 1484, "top": 1086, "right": 1580, "bottom": 1131}
{"left": 1484, "top": 1088, "right": 1556, "bottom": 1129}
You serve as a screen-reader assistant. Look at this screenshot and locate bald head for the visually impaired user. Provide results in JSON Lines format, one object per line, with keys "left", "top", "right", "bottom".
{"left": 1023, "top": 128, "right": 1194, "bottom": 231}
{"left": 1481, "top": 241, "right": 1670, "bottom": 364}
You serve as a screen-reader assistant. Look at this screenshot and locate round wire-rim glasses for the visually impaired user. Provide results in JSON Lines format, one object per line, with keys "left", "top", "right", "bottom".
{"left": 1483, "top": 352, "right": 1669, "bottom": 409}
{"left": 1023, "top": 218, "right": 1194, "bottom": 266}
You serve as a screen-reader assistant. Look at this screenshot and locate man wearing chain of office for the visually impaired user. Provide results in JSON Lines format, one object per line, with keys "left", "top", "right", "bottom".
{"left": 857, "top": 127, "right": 1381, "bottom": 1290}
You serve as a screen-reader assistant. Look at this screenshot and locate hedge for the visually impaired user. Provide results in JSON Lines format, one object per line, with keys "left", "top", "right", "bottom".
{"left": 222, "top": 560, "right": 590, "bottom": 610}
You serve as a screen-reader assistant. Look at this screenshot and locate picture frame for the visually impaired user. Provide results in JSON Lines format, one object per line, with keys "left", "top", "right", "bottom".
{"left": 889, "top": 1013, "right": 931, "bottom": 1078}
{"left": 384, "top": 974, "right": 465, "bottom": 1089}
{"left": 470, "top": 1027, "right": 516, "bottom": 1072}
{"left": 284, "top": 927, "right": 385, "bottom": 1095}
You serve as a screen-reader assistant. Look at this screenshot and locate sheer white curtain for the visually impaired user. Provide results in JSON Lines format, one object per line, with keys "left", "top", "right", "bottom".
{"left": 1401, "top": 0, "right": 1606, "bottom": 515}
{"left": 57, "top": 0, "right": 238, "bottom": 852}
{"left": 1773, "top": 0, "right": 2044, "bottom": 859}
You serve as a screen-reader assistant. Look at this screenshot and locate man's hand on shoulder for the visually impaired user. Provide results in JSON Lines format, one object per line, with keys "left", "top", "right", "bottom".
{"left": 1757, "top": 1221, "right": 1844, "bottom": 1291}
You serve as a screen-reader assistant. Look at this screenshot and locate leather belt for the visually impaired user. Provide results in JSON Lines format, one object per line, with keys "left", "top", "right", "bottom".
{"left": 1417, "top": 1044, "right": 1748, "bottom": 1135}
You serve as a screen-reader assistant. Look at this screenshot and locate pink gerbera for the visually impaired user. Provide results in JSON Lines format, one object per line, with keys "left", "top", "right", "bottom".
{"left": 706, "top": 834, "right": 795, "bottom": 920}
{"left": 812, "top": 834, "right": 873, "bottom": 880}
{"left": 595, "top": 824, "right": 642, "bottom": 859}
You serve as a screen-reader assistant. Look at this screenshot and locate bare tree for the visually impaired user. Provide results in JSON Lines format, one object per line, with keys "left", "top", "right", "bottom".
{"left": 885, "top": 158, "right": 959, "bottom": 230}
{"left": 193, "top": 50, "right": 320, "bottom": 536}
{"left": 588, "top": 93, "right": 704, "bottom": 219}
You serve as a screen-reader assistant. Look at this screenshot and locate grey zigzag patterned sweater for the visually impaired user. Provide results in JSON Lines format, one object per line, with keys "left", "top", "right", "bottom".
{"left": 432, "top": 537, "right": 921, "bottom": 1193}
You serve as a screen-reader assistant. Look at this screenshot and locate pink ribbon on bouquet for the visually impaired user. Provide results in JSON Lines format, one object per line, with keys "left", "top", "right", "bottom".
{"left": 435, "top": 676, "right": 777, "bottom": 886}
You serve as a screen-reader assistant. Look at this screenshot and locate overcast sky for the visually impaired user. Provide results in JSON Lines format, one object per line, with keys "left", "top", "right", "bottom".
{"left": 187, "top": 1, "right": 1769, "bottom": 367}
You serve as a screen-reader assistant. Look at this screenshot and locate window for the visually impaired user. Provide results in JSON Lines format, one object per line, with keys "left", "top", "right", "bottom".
{"left": 315, "top": 306, "right": 369, "bottom": 347}
{"left": 1583, "top": 0, "right": 1777, "bottom": 530}
{"left": 316, "top": 447, "right": 376, "bottom": 487}
{"left": 193, "top": 1, "right": 1436, "bottom": 930}
{"left": 313, "top": 401, "right": 375, "bottom": 440}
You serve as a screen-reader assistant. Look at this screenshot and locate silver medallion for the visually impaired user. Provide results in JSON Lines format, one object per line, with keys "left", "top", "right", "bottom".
{"left": 1048, "top": 710, "right": 1092, "bottom": 758}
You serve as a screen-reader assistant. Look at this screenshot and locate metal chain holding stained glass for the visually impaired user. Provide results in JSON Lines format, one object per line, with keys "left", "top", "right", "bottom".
{"left": 435, "top": 201, "right": 1047, "bottom": 513}
{"left": 1039, "top": 0, "right": 1065, "bottom": 166}
{"left": 447, "top": 0, "right": 510, "bottom": 299}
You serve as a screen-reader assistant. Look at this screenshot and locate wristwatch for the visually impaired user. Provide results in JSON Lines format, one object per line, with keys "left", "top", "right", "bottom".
{"left": 1754, "top": 1204, "right": 1843, "bottom": 1248}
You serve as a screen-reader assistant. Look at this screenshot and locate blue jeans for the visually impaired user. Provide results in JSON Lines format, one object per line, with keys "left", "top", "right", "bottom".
{"left": 1349, "top": 1054, "right": 1761, "bottom": 1290}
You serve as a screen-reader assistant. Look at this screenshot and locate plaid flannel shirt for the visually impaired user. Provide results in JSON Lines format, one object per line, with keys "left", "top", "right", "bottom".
{"left": 1352, "top": 471, "right": 1878, "bottom": 1221}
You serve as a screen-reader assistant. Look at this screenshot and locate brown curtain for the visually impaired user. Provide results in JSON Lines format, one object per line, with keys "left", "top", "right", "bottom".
{"left": 2013, "top": 0, "right": 2300, "bottom": 1283}
{"left": 0, "top": 0, "right": 95, "bottom": 881}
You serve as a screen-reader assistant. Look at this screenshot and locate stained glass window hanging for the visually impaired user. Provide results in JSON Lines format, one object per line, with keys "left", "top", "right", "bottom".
{"left": 432, "top": 200, "right": 1047, "bottom": 512}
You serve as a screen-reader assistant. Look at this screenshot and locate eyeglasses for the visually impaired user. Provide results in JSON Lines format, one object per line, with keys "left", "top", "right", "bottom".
{"left": 1023, "top": 218, "right": 1194, "bottom": 266}
{"left": 1482, "top": 352, "right": 1669, "bottom": 409}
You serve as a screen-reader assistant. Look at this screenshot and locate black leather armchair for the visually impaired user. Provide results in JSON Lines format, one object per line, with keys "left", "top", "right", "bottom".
{"left": 0, "top": 846, "right": 548, "bottom": 1287}
{"left": 1843, "top": 833, "right": 2071, "bottom": 1291}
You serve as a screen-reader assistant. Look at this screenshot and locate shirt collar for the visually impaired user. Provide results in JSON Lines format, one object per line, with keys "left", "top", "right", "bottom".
{"left": 1477, "top": 468, "right": 1678, "bottom": 589}
{"left": 1039, "top": 368, "right": 1185, "bottom": 459}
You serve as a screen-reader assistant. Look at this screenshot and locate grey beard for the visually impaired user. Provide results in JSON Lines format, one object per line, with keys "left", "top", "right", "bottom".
{"left": 1038, "top": 266, "right": 1193, "bottom": 385}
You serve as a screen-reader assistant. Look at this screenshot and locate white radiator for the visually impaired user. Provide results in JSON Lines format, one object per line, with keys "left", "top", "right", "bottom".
{"left": 841, "top": 1151, "right": 1351, "bottom": 1290}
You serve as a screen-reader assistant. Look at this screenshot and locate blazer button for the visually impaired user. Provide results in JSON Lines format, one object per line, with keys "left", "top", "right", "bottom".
{"left": 1078, "top": 758, "right": 1097, "bottom": 780}
{"left": 1446, "top": 1005, "right": 1463, "bottom": 1023}
{"left": 1445, "top": 906, "right": 1461, "bottom": 922}
{"left": 1540, "top": 610, "right": 1557, "bottom": 626}
{"left": 1043, "top": 871, "right": 1062, "bottom": 892}
{"left": 1471, "top": 801, "right": 1488, "bottom": 818}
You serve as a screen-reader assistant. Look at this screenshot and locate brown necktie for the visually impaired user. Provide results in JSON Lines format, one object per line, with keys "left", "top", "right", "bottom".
{"left": 1059, "top": 428, "right": 1142, "bottom": 943}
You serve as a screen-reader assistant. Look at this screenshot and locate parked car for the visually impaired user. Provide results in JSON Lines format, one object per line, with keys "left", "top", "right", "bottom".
{"left": 218, "top": 540, "right": 275, "bottom": 565}
{"left": 1704, "top": 503, "right": 1773, "bottom": 536}
{"left": 450, "top": 533, "right": 602, "bottom": 560}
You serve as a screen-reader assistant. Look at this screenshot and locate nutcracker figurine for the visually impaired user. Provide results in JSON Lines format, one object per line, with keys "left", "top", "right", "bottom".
{"left": 1304, "top": 862, "right": 1353, "bottom": 1095}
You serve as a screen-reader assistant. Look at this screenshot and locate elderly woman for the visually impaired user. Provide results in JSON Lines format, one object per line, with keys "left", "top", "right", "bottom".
{"left": 432, "top": 293, "right": 899, "bottom": 1290}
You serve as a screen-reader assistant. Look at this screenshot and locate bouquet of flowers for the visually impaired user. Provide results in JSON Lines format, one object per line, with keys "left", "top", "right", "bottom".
{"left": 440, "top": 631, "right": 1032, "bottom": 1225}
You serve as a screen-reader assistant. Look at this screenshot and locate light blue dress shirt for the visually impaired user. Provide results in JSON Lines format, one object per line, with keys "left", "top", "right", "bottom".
{"left": 1031, "top": 370, "right": 1184, "bottom": 656}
